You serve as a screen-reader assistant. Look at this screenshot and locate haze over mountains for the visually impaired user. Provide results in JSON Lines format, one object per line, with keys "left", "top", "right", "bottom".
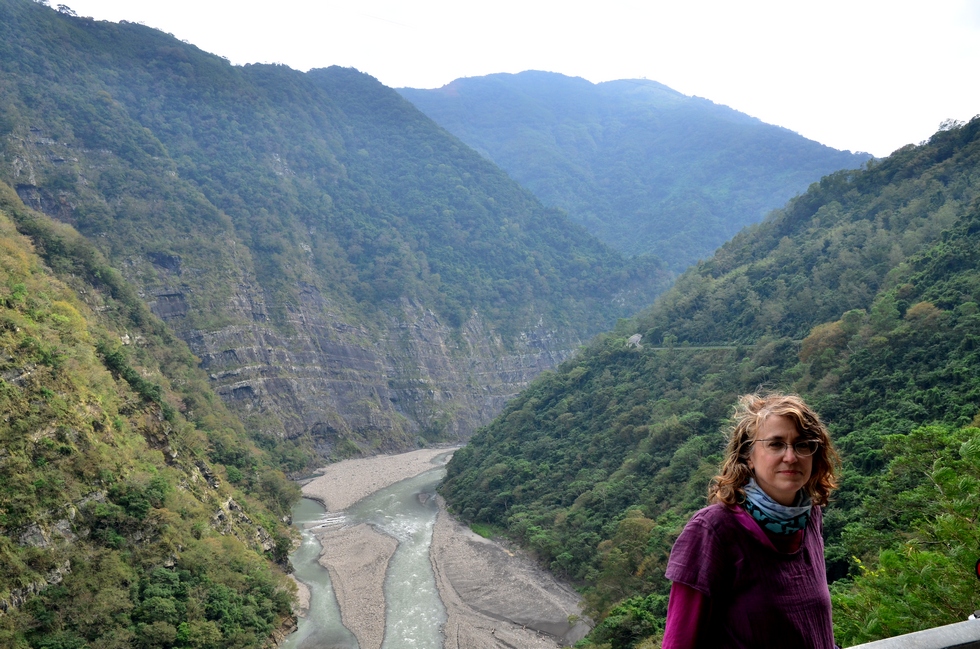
{"left": 400, "top": 71, "right": 871, "bottom": 270}
{"left": 1, "top": 1, "right": 977, "bottom": 648}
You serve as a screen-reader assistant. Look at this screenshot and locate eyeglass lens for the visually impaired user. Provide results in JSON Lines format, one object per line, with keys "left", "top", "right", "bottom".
{"left": 761, "top": 440, "right": 818, "bottom": 456}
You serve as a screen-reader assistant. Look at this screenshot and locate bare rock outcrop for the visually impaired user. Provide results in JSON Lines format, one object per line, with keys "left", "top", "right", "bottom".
{"left": 186, "top": 289, "right": 575, "bottom": 459}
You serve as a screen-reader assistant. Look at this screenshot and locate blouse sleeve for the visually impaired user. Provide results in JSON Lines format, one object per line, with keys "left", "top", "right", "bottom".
{"left": 661, "top": 581, "right": 709, "bottom": 649}
{"left": 665, "top": 509, "right": 729, "bottom": 596}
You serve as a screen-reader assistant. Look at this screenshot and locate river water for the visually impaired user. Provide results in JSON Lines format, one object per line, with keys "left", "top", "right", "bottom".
{"left": 283, "top": 459, "right": 449, "bottom": 649}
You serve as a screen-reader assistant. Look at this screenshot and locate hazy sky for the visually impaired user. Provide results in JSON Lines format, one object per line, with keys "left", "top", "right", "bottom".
{"left": 62, "top": 0, "right": 980, "bottom": 157}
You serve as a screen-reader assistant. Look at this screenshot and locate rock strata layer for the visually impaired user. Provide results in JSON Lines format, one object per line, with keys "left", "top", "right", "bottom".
{"left": 188, "top": 296, "right": 573, "bottom": 457}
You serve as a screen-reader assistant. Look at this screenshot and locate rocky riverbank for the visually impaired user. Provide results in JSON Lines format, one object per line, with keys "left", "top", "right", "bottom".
{"left": 429, "top": 496, "right": 590, "bottom": 648}
{"left": 295, "top": 449, "right": 589, "bottom": 648}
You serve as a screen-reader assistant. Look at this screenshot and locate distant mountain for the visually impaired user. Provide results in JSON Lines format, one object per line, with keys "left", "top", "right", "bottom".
{"left": 441, "top": 118, "right": 980, "bottom": 647}
{"left": 0, "top": 1, "right": 677, "bottom": 644}
{"left": 400, "top": 71, "right": 871, "bottom": 271}
{"left": 0, "top": 0, "right": 669, "bottom": 466}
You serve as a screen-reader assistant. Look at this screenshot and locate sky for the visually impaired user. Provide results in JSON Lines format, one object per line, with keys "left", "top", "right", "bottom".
{"left": 60, "top": 0, "right": 980, "bottom": 158}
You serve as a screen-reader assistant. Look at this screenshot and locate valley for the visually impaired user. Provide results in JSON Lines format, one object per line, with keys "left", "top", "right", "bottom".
{"left": 0, "top": 1, "right": 978, "bottom": 648}
{"left": 289, "top": 449, "right": 586, "bottom": 649}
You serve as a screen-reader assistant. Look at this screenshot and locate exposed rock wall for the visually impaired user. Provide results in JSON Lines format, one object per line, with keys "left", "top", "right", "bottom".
{"left": 1, "top": 107, "right": 591, "bottom": 463}
{"left": 6, "top": 146, "right": 577, "bottom": 460}
{"left": 0, "top": 560, "right": 71, "bottom": 615}
{"left": 183, "top": 283, "right": 574, "bottom": 457}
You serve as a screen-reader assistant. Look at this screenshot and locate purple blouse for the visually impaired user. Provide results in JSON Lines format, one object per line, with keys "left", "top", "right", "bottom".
{"left": 664, "top": 503, "right": 835, "bottom": 648}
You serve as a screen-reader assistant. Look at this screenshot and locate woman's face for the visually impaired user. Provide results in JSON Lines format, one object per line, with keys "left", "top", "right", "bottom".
{"left": 747, "top": 414, "right": 813, "bottom": 506}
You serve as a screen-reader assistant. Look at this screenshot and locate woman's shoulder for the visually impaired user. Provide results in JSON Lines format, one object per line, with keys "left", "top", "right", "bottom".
{"left": 688, "top": 502, "right": 739, "bottom": 524}
{"left": 809, "top": 502, "right": 824, "bottom": 531}
{"left": 668, "top": 504, "right": 742, "bottom": 578}
{"left": 680, "top": 502, "right": 742, "bottom": 536}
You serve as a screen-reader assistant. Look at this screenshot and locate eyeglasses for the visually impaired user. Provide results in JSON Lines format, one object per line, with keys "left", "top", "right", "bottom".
{"left": 753, "top": 438, "right": 820, "bottom": 457}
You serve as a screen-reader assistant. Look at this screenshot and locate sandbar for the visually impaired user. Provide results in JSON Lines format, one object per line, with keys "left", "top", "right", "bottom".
{"left": 295, "top": 448, "right": 589, "bottom": 648}
{"left": 317, "top": 523, "right": 396, "bottom": 649}
{"left": 301, "top": 448, "right": 453, "bottom": 511}
{"left": 429, "top": 496, "right": 590, "bottom": 648}
{"left": 288, "top": 575, "right": 310, "bottom": 617}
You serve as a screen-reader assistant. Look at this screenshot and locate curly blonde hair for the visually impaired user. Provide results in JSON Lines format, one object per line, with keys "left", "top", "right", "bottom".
{"left": 709, "top": 393, "right": 840, "bottom": 507}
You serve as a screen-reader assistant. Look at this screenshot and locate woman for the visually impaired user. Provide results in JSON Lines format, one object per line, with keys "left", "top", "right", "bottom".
{"left": 662, "top": 393, "right": 840, "bottom": 648}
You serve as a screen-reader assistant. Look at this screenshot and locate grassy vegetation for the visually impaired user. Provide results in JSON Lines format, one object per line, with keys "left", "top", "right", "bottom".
{"left": 0, "top": 179, "right": 299, "bottom": 647}
{"left": 468, "top": 523, "right": 497, "bottom": 539}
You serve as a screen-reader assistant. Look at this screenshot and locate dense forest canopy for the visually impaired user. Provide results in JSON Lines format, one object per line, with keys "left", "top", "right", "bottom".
{"left": 0, "top": 0, "right": 670, "bottom": 464}
{"left": 400, "top": 71, "right": 870, "bottom": 271}
{"left": 441, "top": 117, "right": 980, "bottom": 648}
{"left": 2, "top": 1, "right": 978, "bottom": 648}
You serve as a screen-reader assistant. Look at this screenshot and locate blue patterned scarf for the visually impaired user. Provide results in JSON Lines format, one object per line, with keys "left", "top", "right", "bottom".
{"left": 742, "top": 478, "right": 811, "bottom": 535}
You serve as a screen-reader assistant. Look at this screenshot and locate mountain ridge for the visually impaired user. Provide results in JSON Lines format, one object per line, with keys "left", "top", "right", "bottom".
{"left": 399, "top": 70, "right": 871, "bottom": 271}
{"left": 0, "top": 0, "right": 669, "bottom": 466}
{"left": 441, "top": 117, "right": 980, "bottom": 647}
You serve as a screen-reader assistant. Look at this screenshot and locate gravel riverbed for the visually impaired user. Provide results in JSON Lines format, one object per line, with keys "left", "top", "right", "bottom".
{"left": 297, "top": 448, "right": 589, "bottom": 648}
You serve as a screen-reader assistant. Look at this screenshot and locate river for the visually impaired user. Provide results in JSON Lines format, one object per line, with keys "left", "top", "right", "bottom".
{"left": 283, "top": 459, "right": 449, "bottom": 649}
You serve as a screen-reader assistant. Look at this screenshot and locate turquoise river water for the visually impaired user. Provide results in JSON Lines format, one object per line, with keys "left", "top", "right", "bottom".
{"left": 283, "top": 459, "right": 450, "bottom": 649}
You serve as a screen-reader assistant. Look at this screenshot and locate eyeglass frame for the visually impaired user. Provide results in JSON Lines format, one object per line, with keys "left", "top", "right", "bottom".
{"left": 750, "top": 438, "right": 821, "bottom": 457}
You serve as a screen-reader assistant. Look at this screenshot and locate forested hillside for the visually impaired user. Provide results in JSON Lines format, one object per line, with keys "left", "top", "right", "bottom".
{"left": 0, "top": 0, "right": 668, "bottom": 467}
{"left": 400, "top": 71, "right": 870, "bottom": 271}
{"left": 441, "top": 117, "right": 980, "bottom": 648}
{"left": 0, "top": 180, "right": 300, "bottom": 647}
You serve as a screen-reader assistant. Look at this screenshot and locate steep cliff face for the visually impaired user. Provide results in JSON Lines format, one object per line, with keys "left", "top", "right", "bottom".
{"left": 185, "top": 291, "right": 577, "bottom": 455}
{"left": 2, "top": 113, "right": 592, "bottom": 460}
{"left": 0, "top": 1, "right": 666, "bottom": 462}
